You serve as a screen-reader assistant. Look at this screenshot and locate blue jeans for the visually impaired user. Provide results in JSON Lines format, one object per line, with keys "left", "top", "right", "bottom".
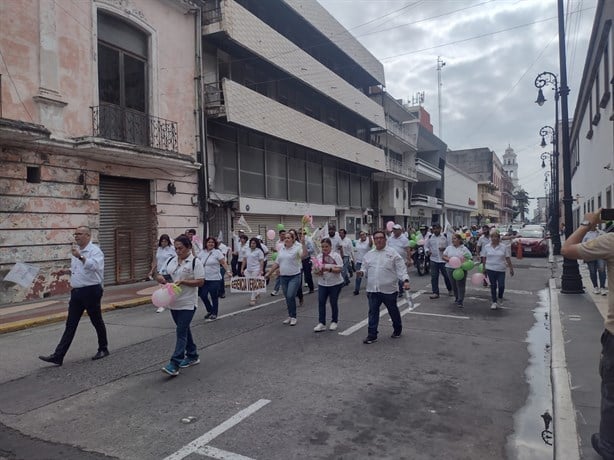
{"left": 587, "top": 260, "right": 607, "bottom": 289}
{"left": 318, "top": 283, "right": 343, "bottom": 324}
{"left": 342, "top": 256, "right": 350, "bottom": 284}
{"left": 599, "top": 330, "right": 614, "bottom": 457}
{"left": 170, "top": 308, "right": 197, "bottom": 366}
{"left": 280, "top": 273, "right": 301, "bottom": 318}
{"left": 274, "top": 276, "right": 281, "bottom": 293}
{"left": 430, "top": 261, "right": 451, "bottom": 295}
{"left": 219, "top": 267, "right": 226, "bottom": 295}
{"left": 446, "top": 268, "right": 467, "bottom": 305}
{"left": 199, "top": 280, "right": 222, "bottom": 315}
{"left": 486, "top": 270, "right": 506, "bottom": 302}
{"left": 366, "top": 292, "right": 402, "bottom": 338}
{"left": 354, "top": 262, "right": 363, "bottom": 292}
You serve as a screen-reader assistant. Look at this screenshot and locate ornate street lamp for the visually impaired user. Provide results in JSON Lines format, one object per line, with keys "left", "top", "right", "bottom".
{"left": 532, "top": 0, "right": 583, "bottom": 293}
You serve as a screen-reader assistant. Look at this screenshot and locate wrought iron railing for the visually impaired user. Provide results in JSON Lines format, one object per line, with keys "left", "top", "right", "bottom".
{"left": 386, "top": 156, "right": 417, "bottom": 180}
{"left": 91, "top": 104, "right": 178, "bottom": 152}
{"left": 203, "top": 4, "right": 222, "bottom": 25}
{"left": 204, "top": 82, "right": 225, "bottom": 117}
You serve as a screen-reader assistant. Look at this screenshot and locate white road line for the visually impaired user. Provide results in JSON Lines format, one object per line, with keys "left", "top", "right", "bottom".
{"left": 338, "top": 291, "right": 424, "bottom": 336}
{"left": 163, "top": 399, "right": 271, "bottom": 460}
{"left": 407, "top": 311, "right": 470, "bottom": 320}
{"left": 196, "top": 445, "right": 255, "bottom": 460}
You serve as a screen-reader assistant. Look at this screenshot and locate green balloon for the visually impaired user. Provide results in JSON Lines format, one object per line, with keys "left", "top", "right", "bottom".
{"left": 271, "top": 252, "right": 278, "bottom": 261}
{"left": 461, "top": 260, "right": 474, "bottom": 271}
{"left": 452, "top": 268, "right": 465, "bottom": 280}
{"left": 277, "top": 223, "right": 285, "bottom": 231}
{"left": 478, "top": 263, "right": 484, "bottom": 273}
{"left": 464, "top": 253, "right": 472, "bottom": 260}
{"left": 409, "top": 240, "right": 417, "bottom": 248}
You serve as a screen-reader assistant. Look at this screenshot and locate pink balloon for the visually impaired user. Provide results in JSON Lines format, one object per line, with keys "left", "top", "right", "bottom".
{"left": 449, "top": 256, "right": 461, "bottom": 269}
{"left": 152, "top": 287, "right": 173, "bottom": 308}
{"left": 471, "top": 272, "right": 485, "bottom": 286}
{"left": 386, "top": 221, "right": 394, "bottom": 232}
{"left": 266, "top": 229, "right": 276, "bottom": 240}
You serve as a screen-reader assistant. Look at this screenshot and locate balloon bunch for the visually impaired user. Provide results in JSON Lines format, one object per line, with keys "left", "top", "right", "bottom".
{"left": 448, "top": 253, "right": 483, "bottom": 282}
{"left": 152, "top": 283, "right": 182, "bottom": 308}
{"left": 311, "top": 256, "right": 323, "bottom": 275}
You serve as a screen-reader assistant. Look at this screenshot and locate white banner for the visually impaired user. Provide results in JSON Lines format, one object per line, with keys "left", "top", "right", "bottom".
{"left": 229, "top": 276, "right": 267, "bottom": 293}
{"left": 3, "top": 262, "right": 40, "bottom": 288}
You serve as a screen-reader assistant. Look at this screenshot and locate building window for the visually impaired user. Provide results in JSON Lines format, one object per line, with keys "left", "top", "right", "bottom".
{"left": 97, "top": 12, "right": 148, "bottom": 144}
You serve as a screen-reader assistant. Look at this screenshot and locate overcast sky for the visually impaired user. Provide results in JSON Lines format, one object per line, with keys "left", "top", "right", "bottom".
{"left": 317, "top": 0, "right": 597, "bottom": 215}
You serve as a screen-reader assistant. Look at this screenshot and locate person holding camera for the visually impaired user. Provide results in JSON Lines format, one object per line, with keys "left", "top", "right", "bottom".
{"left": 562, "top": 209, "right": 614, "bottom": 459}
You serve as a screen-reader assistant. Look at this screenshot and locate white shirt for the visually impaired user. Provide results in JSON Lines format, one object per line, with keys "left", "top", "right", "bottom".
{"left": 443, "top": 245, "right": 472, "bottom": 269}
{"left": 339, "top": 237, "right": 353, "bottom": 259}
{"left": 218, "top": 243, "right": 229, "bottom": 260}
{"left": 165, "top": 254, "right": 205, "bottom": 310}
{"left": 277, "top": 243, "right": 303, "bottom": 276}
{"left": 198, "top": 248, "right": 224, "bottom": 280}
{"left": 387, "top": 234, "right": 410, "bottom": 261}
{"left": 316, "top": 252, "right": 344, "bottom": 287}
{"left": 71, "top": 242, "right": 104, "bottom": 288}
{"left": 327, "top": 233, "right": 342, "bottom": 254}
{"left": 483, "top": 243, "right": 511, "bottom": 272}
{"left": 244, "top": 248, "right": 265, "bottom": 273}
{"left": 354, "top": 239, "right": 372, "bottom": 263}
{"left": 238, "top": 242, "right": 249, "bottom": 261}
{"left": 582, "top": 229, "right": 603, "bottom": 243}
{"left": 425, "top": 233, "right": 448, "bottom": 263}
{"left": 155, "top": 245, "right": 176, "bottom": 271}
{"left": 477, "top": 235, "right": 490, "bottom": 254}
{"left": 361, "top": 246, "right": 409, "bottom": 294}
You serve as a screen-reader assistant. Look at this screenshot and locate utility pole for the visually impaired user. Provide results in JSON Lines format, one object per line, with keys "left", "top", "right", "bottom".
{"left": 437, "top": 56, "right": 445, "bottom": 138}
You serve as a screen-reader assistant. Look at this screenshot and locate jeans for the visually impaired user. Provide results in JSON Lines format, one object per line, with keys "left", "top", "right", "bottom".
{"left": 280, "top": 273, "right": 301, "bottom": 318}
{"left": 273, "top": 276, "right": 281, "bottom": 293}
{"left": 342, "top": 256, "right": 350, "bottom": 285}
{"left": 354, "top": 262, "right": 363, "bottom": 292}
{"left": 55, "top": 284, "right": 108, "bottom": 357}
{"left": 430, "top": 261, "right": 451, "bottom": 295}
{"left": 318, "top": 283, "right": 343, "bottom": 324}
{"left": 219, "top": 267, "right": 226, "bottom": 295}
{"left": 170, "top": 308, "right": 197, "bottom": 366}
{"left": 486, "top": 270, "right": 506, "bottom": 302}
{"left": 446, "top": 268, "right": 467, "bottom": 305}
{"left": 366, "top": 292, "right": 402, "bottom": 338}
{"left": 599, "top": 330, "right": 614, "bottom": 457}
{"left": 302, "top": 258, "right": 314, "bottom": 291}
{"left": 199, "top": 280, "right": 222, "bottom": 315}
{"left": 231, "top": 254, "right": 239, "bottom": 276}
{"left": 587, "top": 260, "right": 607, "bottom": 289}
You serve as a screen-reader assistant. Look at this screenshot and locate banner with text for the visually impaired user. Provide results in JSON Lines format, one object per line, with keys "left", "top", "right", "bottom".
{"left": 230, "top": 276, "right": 267, "bottom": 293}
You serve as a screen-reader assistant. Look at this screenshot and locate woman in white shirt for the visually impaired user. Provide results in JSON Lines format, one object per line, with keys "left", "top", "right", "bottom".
{"left": 443, "top": 234, "right": 472, "bottom": 308}
{"left": 241, "top": 237, "right": 265, "bottom": 306}
{"left": 198, "top": 237, "right": 231, "bottom": 321}
{"left": 149, "top": 234, "right": 176, "bottom": 313}
{"left": 352, "top": 231, "right": 372, "bottom": 295}
{"left": 265, "top": 231, "right": 307, "bottom": 325}
{"left": 582, "top": 225, "right": 607, "bottom": 294}
{"left": 482, "top": 229, "right": 514, "bottom": 310}
{"left": 312, "top": 237, "right": 344, "bottom": 332}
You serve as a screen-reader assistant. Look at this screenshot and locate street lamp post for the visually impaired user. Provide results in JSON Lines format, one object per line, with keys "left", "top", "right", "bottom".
{"left": 533, "top": 0, "right": 583, "bottom": 293}
{"left": 538, "top": 124, "right": 561, "bottom": 255}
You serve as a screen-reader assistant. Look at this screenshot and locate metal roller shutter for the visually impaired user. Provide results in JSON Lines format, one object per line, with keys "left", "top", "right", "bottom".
{"left": 99, "top": 176, "right": 153, "bottom": 285}
{"left": 235, "top": 214, "right": 332, "bottom": 239}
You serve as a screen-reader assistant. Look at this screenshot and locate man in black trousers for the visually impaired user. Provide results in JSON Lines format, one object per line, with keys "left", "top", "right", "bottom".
{"left": 39, "top": 226, "right": 109, "bottom": 366}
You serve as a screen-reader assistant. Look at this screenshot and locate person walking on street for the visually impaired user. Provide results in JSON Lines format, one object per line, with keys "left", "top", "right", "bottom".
{"left": 353, "top": 231, "right": 373, "bottom": 295}
{"left": 339, "top": 229, "right": 353, "bottom": 286}
{"left": 425, "top": 223, "right": 452, "bottom": 299}
{"left": 443, "top": 233, "right": 472, "bottom": 308}
{"left": 241, "top": 237, "right": 265, "bottom": 306}
{"left": 300, "top": 229, "right": 316, "bottom": 293}
{"left": 265, "top": 231, "right": 308, "bottom": 326}
{"left": 312, "top": 237, "right": 344, "bottom": 332}
{"left": 387, "top": 223, "right": 412, "bottom": 297}
{"left": 583, "top": 224, "right": 608, "bottom": 295}
{"left": 155, "top": 234, "right": 204, "bottom": 376}
{"left": 477, "top": 224, "right": 491, "bottom": 287}
{"left": 39, "top": 226, "right": 109, "bottom": 366}
{"left": 561, "top": 209, "right": 614, "bottom": 459}
{"left": 270, "top": 229, "right": 286, "bottom": 296}
{"left": 198, "top": 237, "right": 231, "bottom": 321}
{"left": 217, "top": 239, "right": 230, "bottom": 298}
{"left": 148, "top": 234, "right": 176, "bottom": 313}
{"left": 185, "top": 228, "right": 203, "bottom": 256}
{"left": 482, "top": 229, "right": 514, "bottom": 310}
{"left": 356, "top": 230, "right": 410, "bottom": 344}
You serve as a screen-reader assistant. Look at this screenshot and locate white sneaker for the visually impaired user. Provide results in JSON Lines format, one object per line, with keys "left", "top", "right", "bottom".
{"left": 490, "top": 302, "right": 498, "bottom": 310}
{"left": 282, "top": 317, "right": 291, "bottom": 324}
{"left": 328, "top": 322, "right": 338, "bottom": 331}
{"left": 271, "top": 290, "right": 279, "bottom": 296}
{"left": 593, "top": 287, "right": 601, "bottom": 294}
{"left": 313, "top": 323, "right": 326, "bottom": 332}
{"left": 290, "top": 317, "right": 297, "bottom": 326}
{"left": 156, "top": 306, "right": 165, "bottom": 313}
{"left": 497, "top": 298, "right": 503, "bottom": 306}
{"left": 602, "top": 288, "right": 608, "bottom": 296}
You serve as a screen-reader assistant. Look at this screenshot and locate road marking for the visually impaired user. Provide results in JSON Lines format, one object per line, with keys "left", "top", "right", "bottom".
{"left": 338, "top": 291, "right": 424, "bottom": 336}
{"left": 163, "top": 399, "right": 271, "bottom": 460}
{"left": 406, "top": 311, "right": 470, "bottom": 320}
{"left": 196, "top": 445, "right": 255, "bottom": 460}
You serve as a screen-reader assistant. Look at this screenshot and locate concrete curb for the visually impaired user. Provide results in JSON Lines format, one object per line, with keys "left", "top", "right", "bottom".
{"left": 0, "top": 296, "right": 151, "bottom": 334}
{"left": 549, "top": 276, "right": 581, "bottom": 459}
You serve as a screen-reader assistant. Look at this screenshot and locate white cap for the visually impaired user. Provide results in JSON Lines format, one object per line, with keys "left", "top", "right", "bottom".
{"left": 392, "top": 224, "right": 403, "bottom": 230}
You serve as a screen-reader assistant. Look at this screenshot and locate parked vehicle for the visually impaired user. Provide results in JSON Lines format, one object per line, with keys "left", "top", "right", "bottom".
{"left": 414, "top": 243, "right": 430, "bottom": 276}
{"left": 511, "top": 228, "right": 549, "bottom": 257}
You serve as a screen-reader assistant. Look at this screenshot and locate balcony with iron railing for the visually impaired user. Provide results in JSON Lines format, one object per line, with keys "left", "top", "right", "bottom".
{"left": 385, "top": 116, "right": 416, "bottom": 148}
{"left": 203, "top": 4, "right": 222, "bottom": 26}
{"left": 481, "top": 192, "right": 499, "bottom": 203}
{"left": 386, "top": 156, "right": 417, "bottom": 181}
{"left": 410, "top": 193, "right": 443, "bottom": 208}
{"left": 91, "top": 104, "right": 178, "bottom": 152}
{"left": 204, "top": 82, "right": 225, "bottom": 117}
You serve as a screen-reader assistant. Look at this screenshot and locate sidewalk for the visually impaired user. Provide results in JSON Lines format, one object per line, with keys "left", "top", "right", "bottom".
{"left": 0, "top": 280, "right": 159, "bottom": 334}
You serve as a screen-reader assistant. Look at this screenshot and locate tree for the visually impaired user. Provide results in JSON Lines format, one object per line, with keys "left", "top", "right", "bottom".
{"left": 512, "top": 189, "right": 530, "bottom": 222}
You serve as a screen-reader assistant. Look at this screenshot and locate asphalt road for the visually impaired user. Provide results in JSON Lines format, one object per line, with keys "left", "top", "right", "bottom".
{"left": 0, "top": 257, "right": 554, "bottom": 460}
